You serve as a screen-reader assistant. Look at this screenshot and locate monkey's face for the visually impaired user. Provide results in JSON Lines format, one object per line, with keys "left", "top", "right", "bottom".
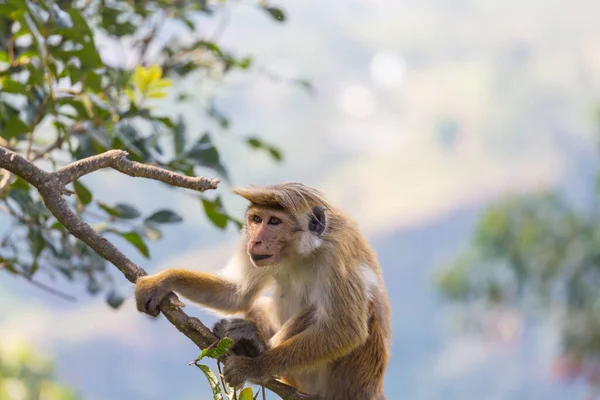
{"left": 244, "top": 205, "right": 328, "bottom": 267}
{"left": 244, "top": 206, "right": 299, "bottom": 267}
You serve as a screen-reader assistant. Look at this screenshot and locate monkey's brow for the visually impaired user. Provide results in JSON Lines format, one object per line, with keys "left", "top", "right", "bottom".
{"left": 247, "top": 204, "right": 286, "bottom": 213}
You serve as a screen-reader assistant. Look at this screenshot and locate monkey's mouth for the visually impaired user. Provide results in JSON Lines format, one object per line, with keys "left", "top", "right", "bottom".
{"left": 250, "top": 254, "right": 273, "bottom": 262}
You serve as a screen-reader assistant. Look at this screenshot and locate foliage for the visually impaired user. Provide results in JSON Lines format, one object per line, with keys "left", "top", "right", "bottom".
{"left": 192, "top": 337, "right": 261, "bottom": 400}
{"left": 0, "top": 0, "right": 290, "bottom": 308}
{"left": 0, "top": 338, "right": 79, "bottom": 400}
{"left": 435, "top": 116, "right": 600, "bottom": 387}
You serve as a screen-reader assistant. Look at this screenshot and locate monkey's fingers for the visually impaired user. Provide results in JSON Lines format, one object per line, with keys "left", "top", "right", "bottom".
{"left": 231, "top": 339, "right": 260, "bottom": 358}
{"left": 227, "top": 321, "right": 267, "bottom": 354}
{"left": 212, "top": 319, "right": 230, "bottom": 339}
{"left": 143, "top": 298, "right": 161, "bottom": 317}
{"left": 172, "top": 297, "right": 185, "bottom": 308}
{"left": 135, "top": 292, "right": 162, "bottom": 317}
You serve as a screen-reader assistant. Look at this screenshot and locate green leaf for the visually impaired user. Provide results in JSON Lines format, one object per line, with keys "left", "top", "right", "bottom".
{"left": 113, "top": 203, "right": 141, "bottom": 219}
{"left": 148, "top": 78, "right": 172, "bottom": 90}
{"left": 73, "top": 181, "right": 92, "bottom": 206}
{"left": 263, "top": 6, "right": 286, "bottom": 22}
{"left": 0, "top": 4, "right": 17, "bottom": 17}
{"left": 29, "top": 260, "right": 39, "bottom": 276}
{"left": 183, "top": 133, "right": 229, "bottom": 180}
{"left": 195, "top": 364, "right": 223, "bottom": 400}
{"left": 147, "top": 65, "right": 163, "bottom": 83}
{"left": 202, "top": 196, "right": 229, "bottom": 230}
{"left": 245, "top": 137, "right": 283, "bottom": 162}
{"left": 196, "top": 337, "right": 233, "bottom": 361}
{"left": 269, "top": 147, "right": 282, "bottom": 161}
{"left": 247, "top": 138, "right": 261, "bottom": 148}
{"left": 173, "top": 117, "right": 186, "bottom": 156}
{"left": 85, "top": 71, "right": 103, "bottom": 93}
{"left": 16, "top": 50, "right": 38, "bottom": 65}
{"left": 155, "top": 117, "right": 174, "bottom": 129}
{"left": 1, "top": 78, "right": 28, "bottom": 94}
{"left": 5, "top": 116, "right": 30, "bottom": 137}
{"left": 212, "top": 337, "right": 233, "bottom": 358}
{"left": 8, "top": 186, "right": 33, "bottom": 210}
{"left": 120, "top": 231, "right": 150, "bottom": 258}
{"left": 239, "top": 387, "right": 254, "bottom": 400}
{"left": 27, "top": 228, "right": 45, "bottom": 259}
{"left": 133, "top": 65, "right": 150, "bottom": 93}
{"left": 98, "top": 202, "right": 119, "bottom": 217}
{"left": 146, "top": 91, "right": 168, "bottom": 99}
{"left": 145, "top": 210, "right": 183, "bottom": 224}
{"left": 0, "top": 51, "right": 9, "bottom": 63}
{"left": 237, "top": 57, "right": 252, "bottom": 70}
{"left": 207, "top": 103, "right": 230, "bottom": 129}
{"left": 106, "top": 290, "right": 125, "bottom": 309}
{"left": 50, "top": 221, "right": 64, "bottom": 230}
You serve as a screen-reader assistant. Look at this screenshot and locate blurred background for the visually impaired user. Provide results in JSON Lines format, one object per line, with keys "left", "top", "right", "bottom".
{"left": 2, "top": 0, "right": 600, "bottom": 399}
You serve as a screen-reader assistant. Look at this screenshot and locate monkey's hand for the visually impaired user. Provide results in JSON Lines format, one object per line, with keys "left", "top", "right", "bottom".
{"left": 222, "top": 355, "right": 273, "bottom": 388}
{"left": 213, "top": 318, "right": 267, "bottom": 358}
{"left": 135, "top": 274, "right": 180, "bottom": 317}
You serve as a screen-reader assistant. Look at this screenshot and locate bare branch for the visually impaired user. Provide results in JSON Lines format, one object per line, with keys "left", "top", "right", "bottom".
{"left": 0, "top": 146, "right": 317, "bottom": 400}
{"left": 56, "top": 149, "right": 220, "bottom": 191}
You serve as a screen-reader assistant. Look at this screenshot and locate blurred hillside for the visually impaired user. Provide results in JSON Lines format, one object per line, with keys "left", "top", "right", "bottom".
{"left": 2, "top": 0, "right": 600, "bottom": 399}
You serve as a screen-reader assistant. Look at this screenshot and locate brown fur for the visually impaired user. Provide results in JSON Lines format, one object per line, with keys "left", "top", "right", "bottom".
{"left": 135, "top": 182, "right": 391, "bottom": 399}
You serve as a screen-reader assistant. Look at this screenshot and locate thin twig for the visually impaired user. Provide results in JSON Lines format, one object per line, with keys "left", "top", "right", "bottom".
{"left": 218, "top": 361, "right": 231, "bottom": 395}
{"left": 25, "top": 93, "right": 52, "bottom": 160}
{"left": 136, "top": 16, "right": 163, "bottom": 65}
{"left": 8, "top": 36, "right": 14, "bottom": 64}
{"left": 0, "top": 169, "right": 11, "bottom": 197}
{"left": 0, "top": 146, "right": 317, "bottom": 400}
{"left": 31, "top": 134, "right": 65, "bottom": 162}
{"left": 20, "top": 274, "right": 77, "bottom": 302}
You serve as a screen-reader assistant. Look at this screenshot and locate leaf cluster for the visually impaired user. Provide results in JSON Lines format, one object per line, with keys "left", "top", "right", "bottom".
{"left": 0, "top": 0, "right": 287, "bottom": 307}
{"left": 192, "top": 338, "right": 261, "bottom": 400}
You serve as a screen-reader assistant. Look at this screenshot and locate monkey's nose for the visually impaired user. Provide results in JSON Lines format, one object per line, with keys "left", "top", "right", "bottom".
{"left": 250, "top": 254, "right": 272, "bottom": 262}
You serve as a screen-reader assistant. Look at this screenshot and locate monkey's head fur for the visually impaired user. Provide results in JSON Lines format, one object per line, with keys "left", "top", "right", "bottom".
{"left": 233, "top": 182, "right": 342, "bottom": 267}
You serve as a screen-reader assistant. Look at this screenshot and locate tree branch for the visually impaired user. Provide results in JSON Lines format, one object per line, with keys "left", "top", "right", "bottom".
{"left": 56, "top": 149, "right": 220, "bottom": 191}
{"left": 0, "top": 146, "right": 317, "bottom": 400}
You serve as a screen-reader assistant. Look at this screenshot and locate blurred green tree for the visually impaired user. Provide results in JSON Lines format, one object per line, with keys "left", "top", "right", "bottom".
{"left": 435, "top": 116, "right": 600, "bottom": 388}
{"left": 0, "top": 338, "right": 79, "bottom": 400}
{"left": 0, "top": 0, "right": 298, "bottom": 308}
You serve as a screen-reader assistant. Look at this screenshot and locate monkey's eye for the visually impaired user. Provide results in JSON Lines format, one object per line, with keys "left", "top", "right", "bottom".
{"left": 252, "top": 215, "right": 262, "bottom": 224}
{"left": 268, "top": 217, "right": 282, "bottom": 225}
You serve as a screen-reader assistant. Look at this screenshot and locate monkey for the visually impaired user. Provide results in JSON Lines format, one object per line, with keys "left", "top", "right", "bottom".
{"left": 135, "top": 182, "right": 391, "bottom": 400}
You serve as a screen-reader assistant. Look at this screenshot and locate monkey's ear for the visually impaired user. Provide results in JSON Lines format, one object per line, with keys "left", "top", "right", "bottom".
{"left": 308, "top": 206, "right": 326, "bottom": 235}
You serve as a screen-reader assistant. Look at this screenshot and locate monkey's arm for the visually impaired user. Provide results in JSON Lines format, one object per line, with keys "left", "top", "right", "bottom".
{"left": 223, "top": 283, "right": 370, "bottom": 386}
{"left": 210, "top": 296, "right": 279, "bottom": 360}
{"left": 135, "top": 267, "right": 267, "bottom": 317}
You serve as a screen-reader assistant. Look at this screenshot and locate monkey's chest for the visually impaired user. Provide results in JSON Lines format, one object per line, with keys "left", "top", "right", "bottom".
{"left": 274, "top": 285, "right": 310, "bottom": 323}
